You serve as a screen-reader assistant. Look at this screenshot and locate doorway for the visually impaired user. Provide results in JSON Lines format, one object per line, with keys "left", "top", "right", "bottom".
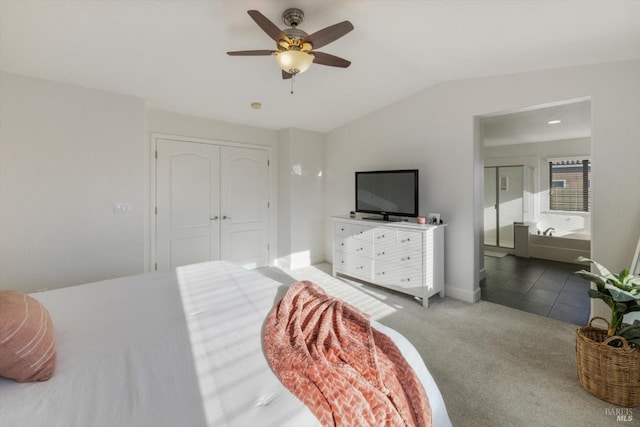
{"left": 477, "top": 98, "right": 592, "bottom": 324}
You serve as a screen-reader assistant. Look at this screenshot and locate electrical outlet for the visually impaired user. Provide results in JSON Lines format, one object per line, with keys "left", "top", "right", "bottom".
{"left": 114, "top": 202, "right": 132, "bottom": 214}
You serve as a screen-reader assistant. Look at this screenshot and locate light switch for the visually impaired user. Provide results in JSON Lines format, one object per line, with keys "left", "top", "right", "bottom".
{"left": 114, "top": 202, "right": 132, "bottom": 214}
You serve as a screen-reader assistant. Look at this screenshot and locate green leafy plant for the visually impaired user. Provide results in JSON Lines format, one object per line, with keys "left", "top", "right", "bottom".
{"left": 574, "top": 256, "right": 640, "bottom": 347}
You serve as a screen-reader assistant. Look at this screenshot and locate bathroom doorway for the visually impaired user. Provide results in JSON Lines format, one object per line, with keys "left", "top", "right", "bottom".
{"left": 477, "top": 98, "right": 593, "bottom": 324}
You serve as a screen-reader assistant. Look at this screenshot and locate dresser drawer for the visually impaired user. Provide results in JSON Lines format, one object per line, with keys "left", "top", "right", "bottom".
{"left": 373, "top": 259, "right": 423, "bottom": 296}
{"left": 374, "top": 229, "right": 422, "bottom": 251}
{"left": 335, "top": 236, "right": 372, "bottom": 257}
{"left": 375, "top": 248, "right": 421, "bottom": 267}
{"left": 334, "top": 252, "right": 372, "bottom": 280}
{"left": 388, "top": 270, "right": 423, "bottom": 296}
{"left": 351, "top": 224, "right": 373, "bottom": 241}
{"left": 396, "top": 231, "right": 422, "bottom": 250}
{"left": 335, "top": 222, "right": 351, "bottom": 237}
{"left": 374, "top": 228, "right": 395, "bottom": 246}
{"left": 374, "top": 259, "right": 422, "bottom": 280}
{"left": 335, "top": 222, "right": 373, "bottom": 241}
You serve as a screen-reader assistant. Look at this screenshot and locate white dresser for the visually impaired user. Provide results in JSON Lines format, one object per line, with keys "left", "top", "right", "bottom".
{"left": 332, "top": 216, "right": 445, "bottom": 307}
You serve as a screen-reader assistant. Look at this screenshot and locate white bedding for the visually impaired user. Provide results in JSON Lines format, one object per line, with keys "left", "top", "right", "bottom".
{"left": 0, "top": 261, "right": 451, "bottom": 427}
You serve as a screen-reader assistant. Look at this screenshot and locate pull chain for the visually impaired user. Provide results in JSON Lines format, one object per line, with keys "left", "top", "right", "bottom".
{"left": 290, "top": 73, "right": 295, "bottom": 95}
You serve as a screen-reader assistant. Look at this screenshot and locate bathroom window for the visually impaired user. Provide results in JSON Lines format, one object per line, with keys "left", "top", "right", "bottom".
{"left": 549, "top": 159, "right": 591, "bottom": 212}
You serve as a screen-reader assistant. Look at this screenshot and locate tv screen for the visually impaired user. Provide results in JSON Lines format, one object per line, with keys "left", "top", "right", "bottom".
{"left": 355, "top": 170, "right": 419, "bottom": 220}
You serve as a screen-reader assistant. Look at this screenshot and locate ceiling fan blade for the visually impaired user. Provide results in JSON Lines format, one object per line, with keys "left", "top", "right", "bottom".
{"left": 282, "top": 70, "right": 293, "bottom": 80}
{"left": 247, "top": 10, "right": 289, "bottom": 43}
{"left": 312, "top": 51, "right": 351, "bottom": 68}
{"left": 227, "top": 50, "right": 274, "bottom": 56}
{"left": 303, "top": 21, "right": 354, "bottom": 49}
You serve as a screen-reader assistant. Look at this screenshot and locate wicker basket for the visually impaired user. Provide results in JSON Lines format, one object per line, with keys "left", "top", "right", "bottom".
{"left": 576, "top": 317, "right": 640, "bottom": 407}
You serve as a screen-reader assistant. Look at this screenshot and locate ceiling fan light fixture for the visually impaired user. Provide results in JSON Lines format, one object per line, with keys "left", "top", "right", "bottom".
{"left": 276, "top": 50, "right": 313, "bottom": 75}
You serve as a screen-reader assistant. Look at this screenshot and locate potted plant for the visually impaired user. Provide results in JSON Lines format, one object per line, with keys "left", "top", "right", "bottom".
{"left": 574, "top": 256, "right": 640, "bottom": 343}
{"left": 573, "top": 256, "right": 640, "bottom": 407}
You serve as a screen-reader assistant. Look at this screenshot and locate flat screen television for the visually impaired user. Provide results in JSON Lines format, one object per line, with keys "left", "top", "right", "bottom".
{"left": 355, "top": 169, "right": 419, "bottom": 221}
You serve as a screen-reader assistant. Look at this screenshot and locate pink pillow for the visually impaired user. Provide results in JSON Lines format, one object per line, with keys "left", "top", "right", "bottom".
{"left": 0, "top": 290, "right": 57, "bottom": 382}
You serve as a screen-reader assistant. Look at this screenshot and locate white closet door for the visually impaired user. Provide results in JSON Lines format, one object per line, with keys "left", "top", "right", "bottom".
{"left": 220, "top": 146, "right": 269, "bottom": 268}
{"left": 156, "top": 139, "right": 221, "bottom": 269}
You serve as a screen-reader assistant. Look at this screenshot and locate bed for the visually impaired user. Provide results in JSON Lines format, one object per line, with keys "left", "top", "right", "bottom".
{"left": 0, "top": 260, "right": 451, "bottom": 427}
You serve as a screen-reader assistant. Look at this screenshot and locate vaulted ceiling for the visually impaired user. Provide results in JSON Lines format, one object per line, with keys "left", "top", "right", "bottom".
{"left": 1, "top": 1, "right": 639, "bottom": 134}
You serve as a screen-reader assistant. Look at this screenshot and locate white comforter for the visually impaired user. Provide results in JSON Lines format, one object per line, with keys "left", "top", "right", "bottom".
{"left": 0, "top": 261, "right": 451, "bottom": 427}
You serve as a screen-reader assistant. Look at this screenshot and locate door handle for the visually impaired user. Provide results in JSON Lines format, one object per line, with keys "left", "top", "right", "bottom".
{"left": 222, "top": 215, "right": 231, "bottom": 220}
{"left": 210, "top": 216, "right": 219, "bottom": 221}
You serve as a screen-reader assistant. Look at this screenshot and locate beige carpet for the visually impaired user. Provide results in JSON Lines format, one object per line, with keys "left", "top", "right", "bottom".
{"left": 262, "top": 263, "right": 631, "bottom": 427}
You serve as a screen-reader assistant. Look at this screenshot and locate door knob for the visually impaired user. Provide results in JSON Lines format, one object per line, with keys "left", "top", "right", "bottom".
{"left": 222, "top": 215, "right": 231, "bottom": 220}
{"left": 210, "top": 216, "right": 219, "bottom": 221}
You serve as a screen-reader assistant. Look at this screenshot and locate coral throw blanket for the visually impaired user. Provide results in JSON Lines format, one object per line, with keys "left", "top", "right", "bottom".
{"left": 263, "top": 281, "right": 432, "bottom": 427}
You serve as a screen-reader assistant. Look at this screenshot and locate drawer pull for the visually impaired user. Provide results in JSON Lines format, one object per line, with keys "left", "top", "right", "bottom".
{"left": 341, "top": 243, "right": 344, "bottom": 247}
{"left": 341, "top": 227, "right": 345, "bottom": 231}
{"left": 401, "top": 278, "right": 411, "bottom": 282}
{"left": 356, "top": 247, "right": 363, "bottom": 251}
{"left": 401, "top": 256, "right": 411, "bottom": 261}
{"left": 377, "top": 234, "right": 385, "bottom": 239}
{"left": 376, "top": 251, "right": 386, "bottom": 256}
{"left": 401, "top": 238, "right": 411, "bottom": 243}
{"left": 377, "top": 271, "right": 386, "bottom": 275}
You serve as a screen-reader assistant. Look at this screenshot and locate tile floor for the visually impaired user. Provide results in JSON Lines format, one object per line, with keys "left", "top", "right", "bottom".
{"left": 480, "top": 254, "right": 591, "bottom": 325}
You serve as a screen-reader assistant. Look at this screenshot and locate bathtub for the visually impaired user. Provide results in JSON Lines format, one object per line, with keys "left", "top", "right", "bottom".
{"left": 528, "top": 232, "right": 591, "bottom": 264}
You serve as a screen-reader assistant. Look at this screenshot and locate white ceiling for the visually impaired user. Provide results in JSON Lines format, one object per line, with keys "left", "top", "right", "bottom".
{"left": 1, "top": 1, "right": 639, "bottom": 133}
{"left": 481, "top": 98, "right": 592, "bottom": 146}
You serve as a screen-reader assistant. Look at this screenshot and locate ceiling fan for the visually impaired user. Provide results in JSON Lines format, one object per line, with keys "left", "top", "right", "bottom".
{"left": 227, "top": 9, "right": 354, "bottom": 80}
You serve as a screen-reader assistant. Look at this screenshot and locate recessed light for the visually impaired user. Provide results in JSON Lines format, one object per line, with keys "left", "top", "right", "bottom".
{"left": 251, "top": 102, "right": 262, "bottom": 110}
{"left": 548, "top": 120, "right": 561, "bottom": 124}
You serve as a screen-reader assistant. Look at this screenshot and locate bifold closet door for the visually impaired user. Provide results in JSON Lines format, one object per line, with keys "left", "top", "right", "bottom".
{"left": 156, "top": 139, "right": 221, "bottom": 269}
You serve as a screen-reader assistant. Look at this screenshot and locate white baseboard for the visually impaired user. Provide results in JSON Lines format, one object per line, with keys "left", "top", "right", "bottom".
{"left": 445, "top": 284, "right": 481, "bottom": 303}
{"left": 275, "top": 255, "right": 326, "bottom": 271}
{"left": 274, "top": 257, "right": 291, "bottom": 270}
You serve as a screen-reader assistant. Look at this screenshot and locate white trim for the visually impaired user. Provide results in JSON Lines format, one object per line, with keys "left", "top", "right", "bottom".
{"left": 147, "top": 133, "right": 273, "bottom": 271}
{"left": 546, "top": 155, "right": 591, "bottom": 163}
{"left": 632, "top": 235, "right": 640, "bottom": 276}
{"left": 151, "top": 132, "right": 270, "bottom": 151}
{"left": 446, "top": 284, "right": 481, "bottom": 303}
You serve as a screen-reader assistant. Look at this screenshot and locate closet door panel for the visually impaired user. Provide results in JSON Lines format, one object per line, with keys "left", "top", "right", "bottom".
{"left": 156, "top": 139, "right": 221, "bottom": 269}
{"left": 220, "top": 146, "right": 269, "bottom": 268}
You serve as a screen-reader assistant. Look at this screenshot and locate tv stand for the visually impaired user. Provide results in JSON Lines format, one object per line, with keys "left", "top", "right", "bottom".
{"left": 331, "top": 216, "right": 445, "bottom": 308}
